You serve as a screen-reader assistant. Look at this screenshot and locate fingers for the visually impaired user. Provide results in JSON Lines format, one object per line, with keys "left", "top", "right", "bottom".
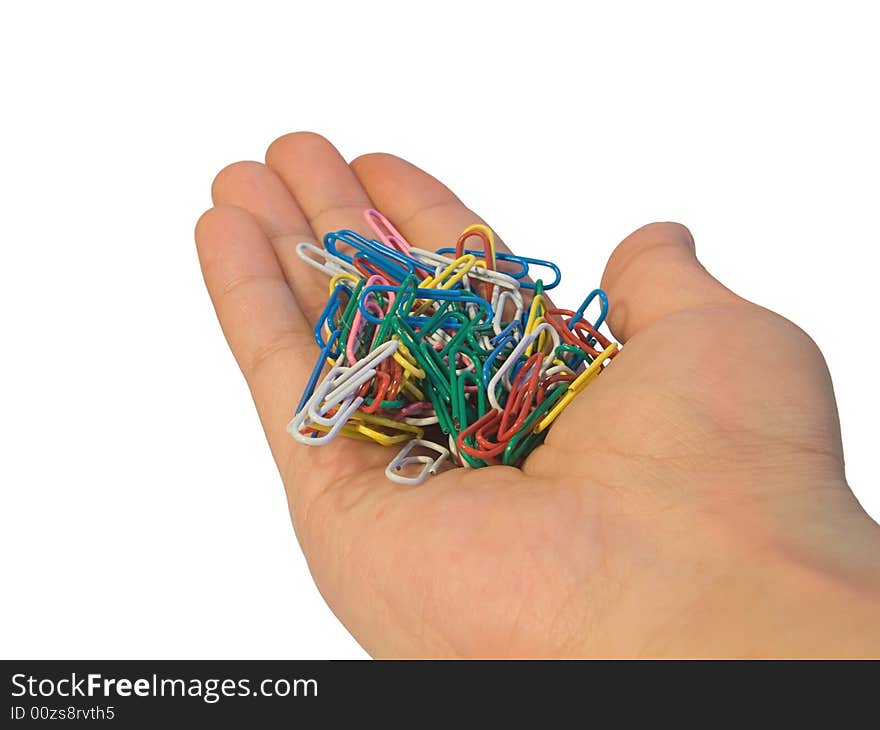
{"left": 350, "top": 152, "right": 514, "bottom": 256}
{"left": 254, "top": 132, "right": 379, "bottom": 323}
{"left": 194, "top": 204, "right": 316, "bottom": 477}
{"left": 210, "top": 160, "right": 328, "bottom": 324}
{"left": 600, "top": 222, "right": 744, "bottom": 342}
{"left": 266, "top": 131, "right": 376, "bottom": 246}
{"left": 199, "top": 174, "right": 404, "bottom": 529}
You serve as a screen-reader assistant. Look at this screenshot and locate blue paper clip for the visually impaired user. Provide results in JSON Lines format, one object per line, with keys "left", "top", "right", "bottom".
{"left": 313, "top": 281, "right": 352, "bottom": 350}
{"left": 569, "top": 288, "right": 609, "bottom": 331}
{"left": 296, "top": 330, "right": 341, "bottom": 415}
{"left": 482, "top": 326, "right": 520, "bottom": 387}
{"left": 324, "top": 230, "right": 430, "bottom": 281}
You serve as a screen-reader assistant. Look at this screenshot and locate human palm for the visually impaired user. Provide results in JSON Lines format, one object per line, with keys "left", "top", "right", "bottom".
{"left": 196, "top": 132, "right": 880, "bottom": 657}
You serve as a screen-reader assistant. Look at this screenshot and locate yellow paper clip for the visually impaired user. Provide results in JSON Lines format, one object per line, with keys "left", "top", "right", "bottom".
{"left": 535, "top": 342, "right": 618, "bottom": 433}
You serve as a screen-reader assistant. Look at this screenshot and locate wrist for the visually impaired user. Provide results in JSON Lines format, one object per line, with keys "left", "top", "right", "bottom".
{"left": 754, "top": 489, "right": 880, "bottom": 657}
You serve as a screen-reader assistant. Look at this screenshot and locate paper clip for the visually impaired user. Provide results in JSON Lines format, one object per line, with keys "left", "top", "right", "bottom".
{"left": 570, "top": 289, "right": 609, "bottom": 331}
{"left": 535, "top": 341, "right": 618, "bottom": 433}
{"left": 385, "top": 439, "right": 451, "bottom": 485}
{"left": 287, "top": 211, "right": 619, "bottom": 478}
{"left": 364, "top": 209, "right": 412, "bottom": 255}
{"left": 288, "top": 365, "right": 364, "bottom": 446}
{"left": 296, "top": 241, "right": 361, "bottom": 278}
{"left": 487, "top": 322, "right": 560, "bottom": 410}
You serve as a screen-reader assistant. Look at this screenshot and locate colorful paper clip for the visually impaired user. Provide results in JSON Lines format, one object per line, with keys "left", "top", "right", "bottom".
{"left": 288, "top": 211, "right": 619, "bottom": 483}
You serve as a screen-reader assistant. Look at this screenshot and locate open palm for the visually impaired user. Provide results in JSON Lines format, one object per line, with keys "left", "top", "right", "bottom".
{"left": 196, "top": 132, "right": 880, "bottom": 657}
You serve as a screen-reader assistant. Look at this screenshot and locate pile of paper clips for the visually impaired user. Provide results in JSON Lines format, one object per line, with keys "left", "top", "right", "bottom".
{"left": 287, "top": 209, "right": 618, "bottom": 485}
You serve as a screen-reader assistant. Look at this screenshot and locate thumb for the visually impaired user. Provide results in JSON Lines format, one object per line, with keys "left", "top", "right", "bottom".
{"left": 600, "top": 222, "right": 744, "bottom": 342}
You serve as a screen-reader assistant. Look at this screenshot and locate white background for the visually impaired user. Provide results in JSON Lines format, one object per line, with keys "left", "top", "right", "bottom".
{"left": 1, "top": 1, "right": 877, "bottom": 659}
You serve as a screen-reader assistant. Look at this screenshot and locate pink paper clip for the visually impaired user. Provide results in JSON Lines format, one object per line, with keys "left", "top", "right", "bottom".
{"left": 364, "top": 209, "right": 412, "bottom": 255}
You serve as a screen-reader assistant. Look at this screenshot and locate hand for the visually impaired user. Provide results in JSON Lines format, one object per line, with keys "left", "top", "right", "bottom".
{"left": 196, "top": 132, "right": 880, "bottom": 657}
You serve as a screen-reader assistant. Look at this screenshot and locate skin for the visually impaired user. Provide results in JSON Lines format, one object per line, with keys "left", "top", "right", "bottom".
{"left": 195, "top": 132, "right": 880, "bottom": 657}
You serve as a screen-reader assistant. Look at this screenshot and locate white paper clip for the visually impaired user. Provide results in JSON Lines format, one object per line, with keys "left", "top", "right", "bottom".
{"left": 492, "top": 288, "right": 524, "bottom": 335}
{"left": 385, "top": 439, "right": 451, "bottom": 485}
{"left": 287, "top": 341, "right": 400, "bottom": 444}
{"left": 487, "top": 322, "right": 559, "bottom": 410}
{"left": 287, "top": 390, "right": 363, "bottom": 445}
{"left": 296, "top": 242, "right": 361, "bottom": 277}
